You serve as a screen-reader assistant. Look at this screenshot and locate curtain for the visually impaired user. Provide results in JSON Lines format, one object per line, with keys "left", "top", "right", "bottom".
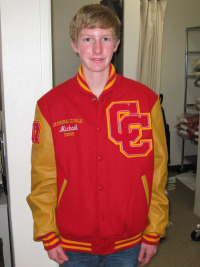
{"left": 137, "top": 0, "right": 167, "bottom": 94}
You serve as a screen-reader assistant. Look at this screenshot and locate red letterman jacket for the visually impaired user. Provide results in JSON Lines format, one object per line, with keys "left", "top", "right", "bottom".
{"left": 27, "top": 64, "right": 169, "bottom": 255}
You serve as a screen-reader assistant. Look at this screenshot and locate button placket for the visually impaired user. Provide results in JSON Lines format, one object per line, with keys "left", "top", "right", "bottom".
{"left": 95, "top": 98, "right": 105, "bottom": 234}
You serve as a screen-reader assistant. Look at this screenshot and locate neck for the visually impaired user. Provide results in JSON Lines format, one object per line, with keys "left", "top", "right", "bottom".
{"left": 82, "top": 67, "right": 110, "bottom": 98}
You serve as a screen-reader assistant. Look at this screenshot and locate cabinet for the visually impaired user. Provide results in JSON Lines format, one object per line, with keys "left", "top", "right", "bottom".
{"left": 180, "top": 26, "right": 200, "bottom": 170}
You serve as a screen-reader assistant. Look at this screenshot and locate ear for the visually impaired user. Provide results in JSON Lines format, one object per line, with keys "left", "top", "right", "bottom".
{"left": 71, "top": 39, "right": 79, "bottom": 54}
{"left": 114, "top": 39, "right": 120, "bottom": 53}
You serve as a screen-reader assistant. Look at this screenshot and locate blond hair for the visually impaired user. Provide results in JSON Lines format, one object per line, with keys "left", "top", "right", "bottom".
{"left": 70, "top": 4, "right": 121, "bottom": 44}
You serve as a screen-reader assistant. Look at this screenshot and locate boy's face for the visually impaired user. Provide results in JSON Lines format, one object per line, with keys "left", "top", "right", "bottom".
{"left": 71, "top": 27, "right": 120, "bottom": 75}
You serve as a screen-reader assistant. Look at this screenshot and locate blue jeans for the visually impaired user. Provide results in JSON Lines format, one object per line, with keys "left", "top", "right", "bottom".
{"left": 62, "top": 245, "right": 141, "bottom": 267}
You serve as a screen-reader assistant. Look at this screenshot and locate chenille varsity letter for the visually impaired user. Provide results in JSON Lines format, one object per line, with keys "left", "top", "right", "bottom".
{"left": 106, "top": 101, "right": 152, "bottom": 157}
{"left": 32, "top": 121, "right": 41, "bottom": 144}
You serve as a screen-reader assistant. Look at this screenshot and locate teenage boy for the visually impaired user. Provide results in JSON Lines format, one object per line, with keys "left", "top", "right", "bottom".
{"left": 27, "top": 4, "right": 169, "bottom": 267}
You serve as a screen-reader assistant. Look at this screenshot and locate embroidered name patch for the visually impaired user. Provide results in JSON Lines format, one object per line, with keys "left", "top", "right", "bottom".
{"left": 53, "top": 118, "right": 83, "bottom": 137}
{"left": 106, "top": 101, "right": 152, "bottom": 157}
{"left": 32, "top": 120, "right": 41, "bottom": 144}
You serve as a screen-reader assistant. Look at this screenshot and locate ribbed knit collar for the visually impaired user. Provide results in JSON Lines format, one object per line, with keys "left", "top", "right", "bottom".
{"left": 76, "top": 63, "right": 117, "bottom": 94}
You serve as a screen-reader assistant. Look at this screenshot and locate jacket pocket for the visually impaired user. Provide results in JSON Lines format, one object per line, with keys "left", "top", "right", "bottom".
{"left": 57, "top": 178, "right": 67, "bottom": 206}
{"left": 141, "top": 175, "right": 149, "bottom": 208}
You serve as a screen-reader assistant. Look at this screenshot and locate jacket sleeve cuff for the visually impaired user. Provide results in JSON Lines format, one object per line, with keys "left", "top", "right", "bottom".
{"left": 142, "top": 233, "right": 160, "bottom": 245}
{"left": 37, "top": 232, "right": 61, "bottom": 251}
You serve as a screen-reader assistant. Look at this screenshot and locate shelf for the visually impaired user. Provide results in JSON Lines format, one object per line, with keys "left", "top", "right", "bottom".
{"left": 186, "top": 51, "right": 200, "bottom": 55}
{"left": 185, "top": 104, "right": 199, "bottom": 111}
{"left": 179, "top": 135, "right": 198, "bottom": 143}
{"left": 185, "top": 154, "right": 197, "bottom": 159}
{"left": 186, "top": 26, "right": 200, "bottom": 31}
{"left": 185, "top": 155, "right": 197, "bottom": 165}
{"left": 186, "top": 75, "right": 198, "bottom": 79}
{"left": 180, "top": 26, "right": 200, "bottom": 170}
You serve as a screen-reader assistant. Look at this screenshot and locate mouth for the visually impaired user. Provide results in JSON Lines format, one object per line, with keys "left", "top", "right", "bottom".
{"left": 91, "top": 58, "right": 104, "bottom": 62}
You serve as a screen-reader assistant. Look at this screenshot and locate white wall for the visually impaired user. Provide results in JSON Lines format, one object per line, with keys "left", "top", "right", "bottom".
{"left": 0, "top": 0, "right": 55, "bottom": 266}
{"left": 161, "top": 0, "right": 200, "bottom": 166}
{"left": 123, "top": 0, "right": 140, "bottom": 80}
{"left": 52, "top": 0, "right": 100, "bottom": 86}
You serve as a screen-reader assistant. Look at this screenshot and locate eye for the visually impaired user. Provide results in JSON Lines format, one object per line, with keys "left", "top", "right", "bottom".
{"left": 103, "top": 37, "right": 109, "bottom": 41}
{"left": 85, "top": 38, "right": 91, "bottom": 42}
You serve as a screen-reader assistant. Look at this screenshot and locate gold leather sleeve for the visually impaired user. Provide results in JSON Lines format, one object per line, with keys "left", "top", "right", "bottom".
{"left": 143, "top": 99, "right": 169, "bottom": 237}
{"left": 27, "top": 105, "right": 59, "bottom": 241}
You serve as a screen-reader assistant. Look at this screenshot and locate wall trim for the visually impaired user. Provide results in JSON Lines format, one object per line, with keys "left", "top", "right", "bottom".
{"left": 39, "top": 0, "right": 53, "bottom": 94}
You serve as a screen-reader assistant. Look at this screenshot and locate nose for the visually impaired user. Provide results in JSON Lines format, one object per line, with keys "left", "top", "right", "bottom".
{"left": 93, "top": 40, "right": 102, "bottom": 54}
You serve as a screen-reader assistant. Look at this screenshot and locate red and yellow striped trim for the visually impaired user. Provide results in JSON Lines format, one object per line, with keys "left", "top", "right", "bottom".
{"left": 142, "top": 233, "right": 160, "bottom": 245}
{"left": 60, "top": 236, "right": 92, "bottom": 252}
{"left": 77, "top": 64, "right": 117, "bottom": 93}
{"left": 42, "top": 233, "right": 60, "bottom": 250}
{"left": 114, "top": 233, "right": 142, "bottom": 250}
